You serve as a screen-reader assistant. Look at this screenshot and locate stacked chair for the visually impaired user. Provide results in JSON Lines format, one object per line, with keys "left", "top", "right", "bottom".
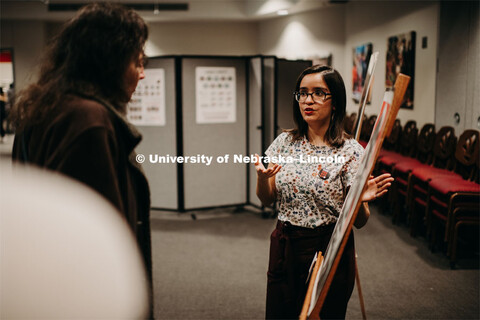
{"left": 426, "top": 130, "right": 479, "bottom": 268}
{"left": 376, "top": 120, "right": 418, "bottom": 172}
{"left": 348, "top": 111, "right": 479, "bottom": 268}
{"left": 408, "top": 127, "right": 457, "bottom": 237}
{"left": 376, "top": 120, "right": 418, "bottom": 221}
{"left": 379, "top": 119, "right": 402, "bottom": 155}
{"left": 389, "top": 123, "right": 436, "bottom": 224}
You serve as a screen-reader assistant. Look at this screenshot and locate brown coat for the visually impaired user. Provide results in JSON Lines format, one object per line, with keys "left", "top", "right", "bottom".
{"left": 12, "top": 93, "right": 152, "bottom": 282}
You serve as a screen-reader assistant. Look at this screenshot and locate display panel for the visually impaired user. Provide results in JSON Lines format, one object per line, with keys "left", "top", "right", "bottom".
{"left": 275, "top": 59, "right": 313, "bottom": 135}
{"left": 248, "top": 57, "right": 263, "bottom": 207}
{"left": 134, "top": 58, "right": 177, "bottom": 209}
{"left": 182, "top": 57, "right": 247, "bottom": 209}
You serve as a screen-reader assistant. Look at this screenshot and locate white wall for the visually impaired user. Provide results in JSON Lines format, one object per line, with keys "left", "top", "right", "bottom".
{"left": 0, "top": 20, "right": 46, "bottom": 91}
{"left": 435, "top": 1, "right": 480, "bottom": 131}
{"left": 0, "top": 3, "right": 441, "bottom": 130}
{"left": 344, "top": 1, "right": 439, "bottom": 128}
{"left": 257, "top": 5, "right": 346, "bottom": 72}
{"left": 44, "top": 21, "right": 259, "bottom": 57}
{"left": 145, "top": 21, "right": 258, "bottom": 56}
{"left": 1, "top": 20, "right": 258, "bottom": 92}
{"left": 256, "top": 2, "right": 440, "bottom": 129}
{"left": 468, "top": 2, "right": 480, "bottom": 131}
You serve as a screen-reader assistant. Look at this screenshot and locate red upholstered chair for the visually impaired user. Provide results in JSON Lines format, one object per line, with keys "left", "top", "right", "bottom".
{"left": 375, "top": 121, "right": 417, "bottom": 220}
{"left": 391, "top": 123, "right": 435, "bottom": 225}
{"left": 377, "top": 120, "right": 417, "bottom": 177}
{"left": 399, "top": 120, "right": 418, "bottom": 157}
{"left": 415, "top": 124, "right": 436, "bottom": 164}
{"left": 374, "top": 119, "right": 402, "bottom": 212}
{"left": 377, "top": 119, "right": 402, "bottom": 162}
{"left": 426, "top": 129, "right": 479, "bottom": 268}
{"left": 408, "top": 126, "right": 457, "bottom": 236}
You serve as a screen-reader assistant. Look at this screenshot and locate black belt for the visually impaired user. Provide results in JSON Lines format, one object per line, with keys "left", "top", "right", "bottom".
{"left": 276, "top": 220, "right": 335, "bottom": 237}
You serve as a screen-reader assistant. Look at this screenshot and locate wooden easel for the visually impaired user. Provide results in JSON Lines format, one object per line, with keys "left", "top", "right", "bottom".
{"left": 352, "top": 52, "right": 379, "bottom": 320}
{"left": 300, "top": 74, "right": 411, "bottom": 320}
{"left": 300, "top": 252, "right": 324, "bottom": 320}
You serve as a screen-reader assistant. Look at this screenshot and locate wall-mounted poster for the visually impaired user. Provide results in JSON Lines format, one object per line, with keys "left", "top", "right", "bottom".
{"left": 196, "top": 66, "right": 236, "bottom": 124}
{"left": 352, "top": 43, "right": 373, "bottom": 104}
{"left": 386, "top": 31, "right": 416, "bottom": 109}
{"left": 127, "top": 68, "right": 166, "bottom": 126}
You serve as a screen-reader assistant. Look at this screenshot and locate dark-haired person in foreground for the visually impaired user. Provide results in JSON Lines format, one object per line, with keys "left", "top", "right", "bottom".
{"left": 254, "top": 65, "right": 393, "bottom": 319}
{"left": 10, "top": 3, "right": 153, "bottom": 316}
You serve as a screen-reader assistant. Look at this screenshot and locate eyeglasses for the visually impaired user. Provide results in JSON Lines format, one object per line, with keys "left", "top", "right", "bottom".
{"left": 294, "top": 90, "right": 332, "bottom": 103}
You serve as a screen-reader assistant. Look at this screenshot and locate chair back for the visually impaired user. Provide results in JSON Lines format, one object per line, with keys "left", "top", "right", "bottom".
{"left": 383, "top": 119, "right": 401, "bottom": 150}
{"left": 416, "top": 123, "right": 436, "bottom": 164}
{"left": 453, "top": 129, "right": 479, "bottom": 180}
{"left": 476, "top": 150, "right": 480, "bottom": 183}
{"left": 400, "top": 120, "right": 417, "bottom": 157}
{"left": 360, "top": 115, "right": 377, "bottom": 143}
{"left": 432, "top": 126, "right": 457, "bottom": 170}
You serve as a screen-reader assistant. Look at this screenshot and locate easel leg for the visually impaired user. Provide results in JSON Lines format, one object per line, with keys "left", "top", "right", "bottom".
{"left": 355, "top": 254, "right": 367, "bottom": 320}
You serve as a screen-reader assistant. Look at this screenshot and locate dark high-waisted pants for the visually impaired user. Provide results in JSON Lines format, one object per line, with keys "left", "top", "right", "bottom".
{"left": 266, "top": 220, "right": 356, "bottom": 320}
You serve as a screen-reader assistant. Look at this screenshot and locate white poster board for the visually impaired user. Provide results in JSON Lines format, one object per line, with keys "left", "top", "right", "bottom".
{"left": 195, "top": 66, "right": 236, "bottom": 124}
{"left": 127, "top": 68, "right": 166, "bottom": 126}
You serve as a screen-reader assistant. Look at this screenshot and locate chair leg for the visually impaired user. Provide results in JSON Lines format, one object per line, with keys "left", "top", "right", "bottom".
{"left": 405, "top": 173, "right": 413, "bottom": 222}
{"left": 450, "top": 221, "right": 480, "bottom": 269}
{"left": 387, "top": 171, "right": 396, "bottom": 217}
{"left": 379, "top": 190, "right": 390, "bottom": 215}
{"left": 429, "top": 219, "right": 437, "bottom": 252}
{"left": 425, "top": 211, "right": 432, "bottom": 239}
{"left": 410, "top": 201, "right": 426, "bottom": 238}
{"left": 392, "top": 194, "right": 400, "bottom": 225}
{"left": 447, "top": 207, "right": 460, "bottom": 258}
{"left": 449, "top": 222, "right": 461, "bottom": 269}
{"left": 395, "top": 190, "right": 408, "bottom": 225}
{"left": 410, "top": 201, "right": 418, "bottom": 237}
{"left": 425, "top": 195, "right": 433, "bottom": 239}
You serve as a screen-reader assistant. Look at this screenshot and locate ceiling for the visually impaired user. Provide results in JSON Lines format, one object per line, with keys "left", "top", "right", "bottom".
{"left": 0, "top": 0, "right": 338, "bottom": 22}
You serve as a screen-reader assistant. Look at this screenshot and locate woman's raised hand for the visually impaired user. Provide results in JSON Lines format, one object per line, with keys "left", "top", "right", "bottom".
{"left": 361, "top": 173, "right": 394, "bottom": 202}
{"left": 254, "top": 153, "right": 281, "bottom": 180}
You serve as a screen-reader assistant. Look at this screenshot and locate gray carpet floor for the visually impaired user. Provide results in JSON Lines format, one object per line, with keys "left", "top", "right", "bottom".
{"left": 3, "top": 136, "right": 477, "bottom": 319}
{"left": 150, "top": 206, "right": 479, "bottom": 320}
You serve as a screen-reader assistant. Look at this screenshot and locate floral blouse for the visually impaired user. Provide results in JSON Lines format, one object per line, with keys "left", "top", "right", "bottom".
{"left": 265, "top": 132, "right": 364, "bottom": 229}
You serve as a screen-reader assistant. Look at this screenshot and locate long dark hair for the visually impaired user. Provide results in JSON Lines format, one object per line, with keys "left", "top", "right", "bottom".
{"left": 10, "top": 2, "right": 148, "bottom": 131}
{"left": 289, "top": 65, "right": 347, "bottom": 147}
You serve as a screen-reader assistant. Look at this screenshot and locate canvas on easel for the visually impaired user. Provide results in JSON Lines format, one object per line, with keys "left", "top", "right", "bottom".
{"left": 301, "top": 74, "right": 410, "bottom": 320}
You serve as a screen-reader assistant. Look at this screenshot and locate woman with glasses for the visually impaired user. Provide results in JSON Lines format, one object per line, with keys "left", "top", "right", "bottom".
{"left": 255, "top": 65, "right": 393, "bottom": 319}
{"left": 10, "top": 3, "right": 153, "bottom": 315}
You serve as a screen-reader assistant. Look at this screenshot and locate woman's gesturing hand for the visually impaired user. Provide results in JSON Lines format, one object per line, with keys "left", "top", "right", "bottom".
{"left": 361, "top": 173, "right": 394, "bottom": 202}
{"left": 254, "top": 153, "right": 282, "bottom": 180}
